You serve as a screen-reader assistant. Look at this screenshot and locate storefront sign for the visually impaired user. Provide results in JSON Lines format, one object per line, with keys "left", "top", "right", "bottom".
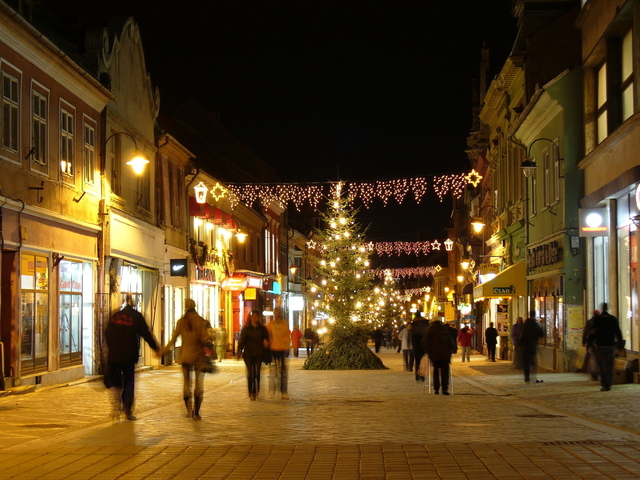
{"left": 492, "top": 286, "right": 515, "bottom": 295}
{"left": 528, "top": 240, "right": 562, "bottom": 270}
{"left": 579, "top": 208, "right": 608, "bottom": 236}
{"left": 247, "top": 276, "right": 263, "bottom": 289}
{"left": 221, "top": 276, "right": 248, "bottom": 292}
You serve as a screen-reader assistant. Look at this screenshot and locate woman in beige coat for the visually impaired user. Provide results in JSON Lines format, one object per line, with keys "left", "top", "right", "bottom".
{"left": 159, "top": 299, "right": 214, "bottom": 420}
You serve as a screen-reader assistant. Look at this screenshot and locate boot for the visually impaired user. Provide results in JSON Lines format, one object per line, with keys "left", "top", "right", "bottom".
{"left": 184, "top": 396, "right": 193, "bottom": 418}
{"left": 193, "top": 395, "right": 203, "bottom": 421}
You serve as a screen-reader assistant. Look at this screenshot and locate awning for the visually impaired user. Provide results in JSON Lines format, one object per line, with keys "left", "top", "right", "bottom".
{"left": 473, "top": 261, "right": 526, "bottom": 300}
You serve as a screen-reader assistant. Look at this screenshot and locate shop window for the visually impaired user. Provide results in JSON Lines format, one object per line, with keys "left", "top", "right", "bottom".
{"left": 621, "top": 29, "right": 634, "bottom": 122}
{"left": 59, "top": 260, "right": 83, "bottom": 364}
{"left": 20, "top": 254, "right": 49, "bottom": 373}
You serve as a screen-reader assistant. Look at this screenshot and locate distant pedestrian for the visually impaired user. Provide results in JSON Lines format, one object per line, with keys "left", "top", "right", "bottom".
{"left": 582, "top": 310, "right": 600, "bottom": 381}
{"left": 214, "top": 322, "right": 228, "bottom": 362}
{"left": 373, "top": 328, "right": 383, "bottom": 353}
{"left": 457, "top": 325, "right": 474, "bottom": 362}
{"left": 291, "top": 325, "right": 303, "bottom": 357}
{"left": 511, "top": 317, "right": 524, "bottom": 369}
{"left": 589, "top": 303, "right": 625, "bottom": 392}
{"left": 304, "top": 327, "right": 318, "bottom": 356}
{"left": 266, "top": 309, "right": 291, "bottom": 399}
{"left": 422, "top": 317, "right": 456, "bottom": 395}
{"left": 485, "top": 322, "right": 498, "bottom": 361}
{"left": 411, "top": 311, "right": 430, "bottom": 381}
{"left": 448, "top": 323, "right": 458, "bottom": 355}
{"left": 238, "top": 311, "right": 269, "bottom": 400}
{"left": 398, "top": 323, "right": 413, "bottom": 371}
{"left": 105, "top": 294, "right": 160, "bottom": 421}
{"left": 383, "top": 328, "right": 392, "bottom": 349}
{"left": 158, "top": 299, "right": 214, "bottom": 420}
{"left": 519, "top": 314, "right": 544, "bottom": 383}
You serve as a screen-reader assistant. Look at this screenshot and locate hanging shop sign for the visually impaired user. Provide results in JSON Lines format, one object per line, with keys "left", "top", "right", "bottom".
{"left": 221, "top": 276, "right": 248, "bottom": 292}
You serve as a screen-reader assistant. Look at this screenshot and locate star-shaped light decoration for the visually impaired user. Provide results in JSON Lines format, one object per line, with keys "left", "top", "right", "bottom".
{"left": 306, "top": 239, "right": 317, "bottom": 249}
{"left": 430, "top": 240, "right": 441, "bottom": 250}
{"left": 210, "top": 182, "right": 227, "bottom": 201}
{"left": 465, "top": 169, "right": 483, "bottom": 187}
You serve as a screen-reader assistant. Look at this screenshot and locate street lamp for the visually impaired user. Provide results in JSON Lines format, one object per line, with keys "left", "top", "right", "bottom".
{"left": 102, "top": 131, "right": 149, "bottom": 175}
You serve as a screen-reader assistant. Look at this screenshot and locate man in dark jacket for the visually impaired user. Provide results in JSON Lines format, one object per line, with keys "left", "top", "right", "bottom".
{"left": 411, "top": 311, "right": 430, "bottom": 381}
{"left": 105, "top": 294, "right": 159, "bottom": 421}
{"left": 422, "top": 318, "right": 456, "bottom": 395}
{"left": 519, "top": 314, "right": 544, "bottom": 384}
{"left": 485, "top": 322, "right": 498, "bottom": 362}
{"left": 590, "top": 303, "right": 624, "bottom": 391}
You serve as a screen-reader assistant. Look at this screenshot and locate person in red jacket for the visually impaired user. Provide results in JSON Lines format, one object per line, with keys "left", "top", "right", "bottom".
{"left": 457, "top": 325, "right": 474, "bottom": 362}
{"left": 291, "top": 325, "right": 303, "bottom": 357}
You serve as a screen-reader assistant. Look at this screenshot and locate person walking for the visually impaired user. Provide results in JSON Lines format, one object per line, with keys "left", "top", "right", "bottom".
{"left": 304, "top": 327, "right": 317, "bottom": 356}
{"left": 422, "top": 317, "right": 456, "bottom": 395}
{"left": 237, "top": 311, "right": 269, "bottom": 400}
{"left": 105, "top": 294, "right": 160, "bottom": 421}
{"left": 214, "top": 322, "right": 228, "bottom": 362}
{"left": 411, "top": 311, "right": 429, "bottom": 381}
{"left": 519, "top": 314, "right": 544, "bottom": 383}
{"left": 582, "top": 310, "right": 601, "bottom": 381}
{"left": 158, "top": 299, "right": 214, "bottom": 420}
{"left": 457, "top": 324, "right": 474, "bottom": 362}
{"left": 372, "top": 328, "right": 383, "bottom": 353}
{"left": 398, "top": 323, "right": 413, "bottom": 372}
{"left": 291, "top": 325, "right": 303, "bottom": 357}
{"left": 485, "top": 322, "right": 498, "bottom": 362}
{"left": 448, "top": 322, "right": 458, "bottom": 356}
{"left": 589, "top": 303, "right": 625, "bottom": 391}
{"left": 265, "top": 309, "right": 291, "bottom": 399}
{"left": 511, "top": 317, "right": 524, "bottom": 369}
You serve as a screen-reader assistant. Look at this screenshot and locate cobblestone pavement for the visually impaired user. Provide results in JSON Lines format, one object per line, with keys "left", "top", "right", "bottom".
{"left": 1, "top": 349, "right": 640, "bottom": 479}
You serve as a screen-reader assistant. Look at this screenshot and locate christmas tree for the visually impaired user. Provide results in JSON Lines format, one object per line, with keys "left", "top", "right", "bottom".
{"left": 304, "top": 186, "right": 386, "bottom": 369}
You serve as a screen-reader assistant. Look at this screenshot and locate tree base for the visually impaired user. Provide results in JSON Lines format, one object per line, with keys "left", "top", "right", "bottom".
{"left": 303, "top": 339, "right": 386, "bottom": 370}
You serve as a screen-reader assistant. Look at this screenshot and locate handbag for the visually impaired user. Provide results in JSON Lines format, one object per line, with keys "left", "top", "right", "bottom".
{"left": 197, "top": 346, "right": 216, "bottom": 373}
{"left": 262, "top": 347, "right": 273, "bottom": 365}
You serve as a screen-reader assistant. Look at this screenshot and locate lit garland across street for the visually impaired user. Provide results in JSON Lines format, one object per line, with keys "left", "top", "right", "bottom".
{"left": 226, "top": 173, "right": 472, "bottom": 210}
{"left": 374, "top": 265, "right": 441, "bottom": 279}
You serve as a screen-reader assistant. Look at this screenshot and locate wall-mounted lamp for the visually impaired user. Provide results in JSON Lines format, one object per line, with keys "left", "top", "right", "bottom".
{"left": 103, "top": 131, "right": 149, "bottom": 175}
{"left": 521, "top": 137, "right": 562, "bottom": 178}
{"left": 470, "top": 217, "right": 485, "bottom": 234}
{"left": 289, "top": 265, "right": 298, "bottom": 275}
{"left": 460, "top": 259, "right": 471, "bottom": 271}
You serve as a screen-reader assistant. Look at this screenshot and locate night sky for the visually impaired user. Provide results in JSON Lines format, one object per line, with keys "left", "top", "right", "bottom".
{"left": 53, "top": 1, "right": 517, "bottom": 265}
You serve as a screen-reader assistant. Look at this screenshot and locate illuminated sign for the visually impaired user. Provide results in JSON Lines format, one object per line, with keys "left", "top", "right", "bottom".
{"left": 492, "top": 286, "right": 515, "bottom": 295}
{"left": 170, "top": 259, "right": 188, "bottom": 277}
{"left": 221, "top": 276, "right": 248, "bottom": 292}
{"left": 579, "top": 208, "right": 608, "bottom": 237}
{"left": 247, "top": 276, "right": 263, "bottom": 288}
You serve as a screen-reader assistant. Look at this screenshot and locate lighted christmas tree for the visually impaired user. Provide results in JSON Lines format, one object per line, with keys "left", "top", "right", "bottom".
{"left": 304, "top": 185, "right": 386, "bottom": 370}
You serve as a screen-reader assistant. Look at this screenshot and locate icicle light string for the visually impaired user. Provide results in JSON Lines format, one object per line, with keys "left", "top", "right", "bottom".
{"left": 225, "top": 171, "right": 480, "bottom": 211}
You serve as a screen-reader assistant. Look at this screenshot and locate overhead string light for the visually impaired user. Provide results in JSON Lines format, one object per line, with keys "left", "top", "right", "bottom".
{"left": 368, "top": 241, "right": 444, "bottom": 256}
{"left": 374, "top": 265, "right": 441, "bottom": 279}
{"left": 226, "top": 172, "right": 479, "bottom": 211}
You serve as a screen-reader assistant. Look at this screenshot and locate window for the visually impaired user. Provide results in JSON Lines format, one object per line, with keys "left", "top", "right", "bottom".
{"left": 31, "top": 89, "right": 47, "bottom": 168}
{"left": 2, "top": 72, "right": 19, "bottom": 153}
{"left": 20, "top": 253, "right": 49, "bottom": 373}
{"left": 110, "top": 132, "right": 122, "bottom": 196}
{"left": 59, "top": 259, "right": 83, "bottom": 364}
{"left": 60, "top": 109, "right": 74, "bottom": 177}
{"left": 543, "top": 149, "right": 551, "bottom": 207}
{"left": 531, "top": 176, "right": 537, "bottom": 216}
{"left": 83, "top": 122, "right": 96, "bottom": 185}
{"left": 621, "top": 29, "right": 634, "bottom": 122}
{"left": 596, "top": 62, "right": 608, "bottom": 144}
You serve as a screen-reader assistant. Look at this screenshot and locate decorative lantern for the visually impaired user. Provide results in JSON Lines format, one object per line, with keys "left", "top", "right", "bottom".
{"left": 194, "top": 182, "right": 208, "bottom": 204}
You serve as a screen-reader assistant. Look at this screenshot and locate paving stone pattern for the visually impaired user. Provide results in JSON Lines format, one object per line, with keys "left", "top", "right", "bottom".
{"left": 1, "top": 349, "right": 640, "bottom": 479}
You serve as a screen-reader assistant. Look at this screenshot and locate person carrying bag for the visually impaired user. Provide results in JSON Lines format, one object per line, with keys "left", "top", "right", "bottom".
{"left": 158, "top": 299, "right": 214, "bottom": 420}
